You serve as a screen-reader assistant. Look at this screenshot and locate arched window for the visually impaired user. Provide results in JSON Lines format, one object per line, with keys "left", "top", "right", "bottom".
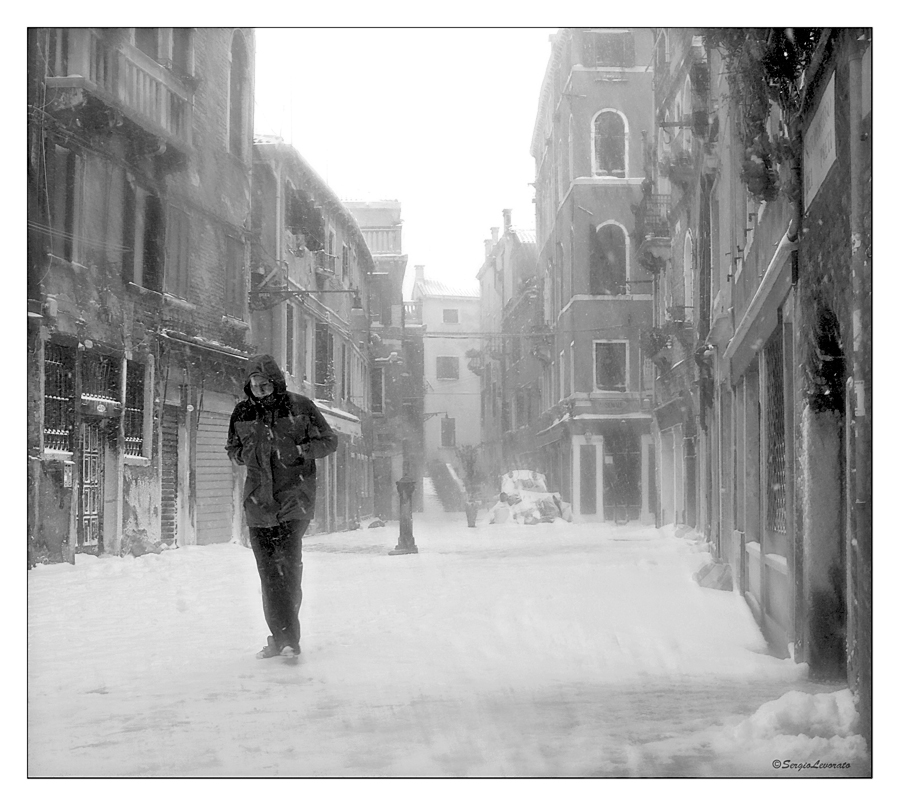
{"left": 589, "top": 222, "right": 628, "bottom": 295}
{"left": 229, "top": 33, "right": 249, "bottom": 157}
{"left": 557, "top": 137, "right": 567, "bottom": 202}
{"left": 568, "top": 115, "right": 575, "bottom": 182}
{"left": 683, "top": 230, "right": 694, "bottom": 320}
{"left": 592, "top": 110, "right": 627, "bottom": 177}
{"left": 655, "top": 29, "right": 668, "bottom": 72}
{"left": 682, "top": 76, "right": 693, "bottom": 152}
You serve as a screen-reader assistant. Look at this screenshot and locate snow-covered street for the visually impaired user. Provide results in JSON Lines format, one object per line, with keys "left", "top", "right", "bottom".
{"left": 27, "top": 515, "right": 870, "bottom": 777}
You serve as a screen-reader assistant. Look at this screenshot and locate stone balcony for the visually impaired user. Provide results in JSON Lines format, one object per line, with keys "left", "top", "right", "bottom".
{"left": 44, "top": 29, "right": 192, "bottom": 160}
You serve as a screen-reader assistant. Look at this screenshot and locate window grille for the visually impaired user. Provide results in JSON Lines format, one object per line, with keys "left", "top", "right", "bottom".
{"left": 43, "top": 342, "right": 75, "bottom": 451}
{"left": 82, "top": 352, "right": 120, "bottom": 402}
{"left": 124, "top": 361, "right": 145, "bottom": 457}
{"left": 765, "top": 331, "right": 787, "bottom": 533}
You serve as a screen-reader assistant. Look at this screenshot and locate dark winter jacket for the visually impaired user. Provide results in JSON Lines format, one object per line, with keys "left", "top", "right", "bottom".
{"left": 226, "top": 354, "right": 338, "bottom": 528}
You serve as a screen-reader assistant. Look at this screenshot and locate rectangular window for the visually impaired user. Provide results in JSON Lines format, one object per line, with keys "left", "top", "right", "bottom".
{"left": 43, "top": 342, "right": 76, "bottom": 452}
{"left": 315, "top": 322, "right": 334, "bottom": 401}
{"left": 371, "top": 366, "right": 384, "bottom": 413}
{"left": 224, "top": 236, "right": 244, "bottom": 318}
{"left": 82, "top": 352, "right": 120, "bottom": 401}
{"left": 441, "top": 417, "right": 456, "bottom": 447}
{"left": 49, "top": 144, "right": 78, "bottom": 263}
{"left": 165, "top": 205, "right": 190, "bottom": 299}
{"left": 341, "top": 243, "right": 349, "bottom": 281}
{"left": 171, "top": 28, "right": 191, "bottom": 75}
{"left": 442, "top": 308, "right": 459, "bottom": 324}
{"left": 341, "top": 343, "right": 349, "bottom": 402}
{"left": 124, "top": 181, "right": 164, "bottom": 292}
{"left": 134, "top": 28, "right": 159, "bottom": 61}
{"left": 585, "top": 32, "right": 634, "bottom": 67}
{"left": 124, "top": 361, "right": 145, "bottom": 457}
{"left": 285, "top": 304, "right": 295, "bottom": 377}
{"left": 436, "top": 356, "right": 459, "bottom": 380}
{"left": 594, "top": 341, "right": 627, "bottom": 391}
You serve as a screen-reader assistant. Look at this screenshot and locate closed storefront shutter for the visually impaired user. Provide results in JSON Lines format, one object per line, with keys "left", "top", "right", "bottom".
{"left": 196, "top": 409, "right": 233, "bottom": 545}
{"left": 160, "top": 404, "right": 179, "bottom": 545}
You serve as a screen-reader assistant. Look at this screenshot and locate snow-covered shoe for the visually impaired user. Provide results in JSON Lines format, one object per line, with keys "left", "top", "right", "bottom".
{"left": 280, "top": 645, "right": 300, "bottom": 659}
{"left": 256, "top": 637, "right": 281, "bottom": 659}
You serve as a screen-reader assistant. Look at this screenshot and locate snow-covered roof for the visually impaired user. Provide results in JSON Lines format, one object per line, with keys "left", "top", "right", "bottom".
{"left": 414, "top": 278, "right": 479, "bottom": 299}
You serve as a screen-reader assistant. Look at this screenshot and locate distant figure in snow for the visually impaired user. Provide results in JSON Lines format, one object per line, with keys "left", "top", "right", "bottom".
{"left": 226, "top": 354, "right": 338, "bottom": 659}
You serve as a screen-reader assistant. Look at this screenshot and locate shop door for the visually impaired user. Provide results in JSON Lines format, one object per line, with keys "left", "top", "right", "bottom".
{"left": 79, "top": 419, "right": 104, "bottom": 550}
{"left": 195, "top": 410, "right": 233, "bottom": 545}
{"left": 603, "top": 429, "right": 642, "bottom": 522}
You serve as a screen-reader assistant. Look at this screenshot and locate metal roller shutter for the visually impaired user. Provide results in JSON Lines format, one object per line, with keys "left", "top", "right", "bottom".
{"left": 160, "top": 405, "right": 179, "bottom": 545}
{"left": 195, "top": 410, "right": 233, "bottom": 545}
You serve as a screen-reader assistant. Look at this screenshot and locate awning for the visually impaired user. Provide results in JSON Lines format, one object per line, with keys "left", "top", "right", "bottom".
{"left": 315, "top": 400, "right": 362, "bottom": 439}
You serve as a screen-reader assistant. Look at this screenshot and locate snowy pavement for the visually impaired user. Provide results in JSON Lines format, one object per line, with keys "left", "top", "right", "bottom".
{"left": 27, "top": 515, "right": 870, "bottom": 777}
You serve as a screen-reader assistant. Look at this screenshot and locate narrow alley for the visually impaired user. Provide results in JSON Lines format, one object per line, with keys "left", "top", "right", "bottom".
{"left": 27, "top": 515, "right": 868, "bottom": 777}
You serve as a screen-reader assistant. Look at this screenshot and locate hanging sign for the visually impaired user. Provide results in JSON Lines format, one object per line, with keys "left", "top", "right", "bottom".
{"left": 803, "top": 72, "right": 837, "bottom": 211}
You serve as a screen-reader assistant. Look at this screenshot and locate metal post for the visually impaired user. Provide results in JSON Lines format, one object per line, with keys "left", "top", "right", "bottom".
{"left": 389, "top": 475, "right": 418, "bottom": 555}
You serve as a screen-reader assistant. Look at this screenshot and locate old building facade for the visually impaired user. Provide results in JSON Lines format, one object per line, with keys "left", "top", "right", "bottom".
{"left": 250, "top": 138, "right": 376, "bottom": 533}
{"left": 344, "top": 200, "right": 425, "bottom": 518}
{"left": 476, "top": 210, "right": 540, "bottom": 485}
{"left": 28, "top": 27, "right": 257, "bottom": 559}
{"left": 531, "top": 28, "right": 657, "bottom": 523}
{"left": 411, "top": 267, "right": 481, "bottom": 496}
{"left": 641, "top": 28, "right": 872, "bottom": 747}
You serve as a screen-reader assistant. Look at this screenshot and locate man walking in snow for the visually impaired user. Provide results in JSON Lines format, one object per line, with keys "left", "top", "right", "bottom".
{"left": 226, "top": 354, "right": 338, "bottom": 659}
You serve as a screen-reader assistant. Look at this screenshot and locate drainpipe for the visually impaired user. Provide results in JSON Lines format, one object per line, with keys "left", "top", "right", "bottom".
{"left": 847, "top": 28, "right": 871, "bottom": 747}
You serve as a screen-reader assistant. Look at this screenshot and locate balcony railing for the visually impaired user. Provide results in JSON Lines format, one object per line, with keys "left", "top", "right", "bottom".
{"left": 639, "top": 194, "right": 671, "bottom": 240}
{"left": 403, "top": 301, "right": 422, "bottom": 324}
{"left": 45, "top": 29, "right": 192, "bottom": 152}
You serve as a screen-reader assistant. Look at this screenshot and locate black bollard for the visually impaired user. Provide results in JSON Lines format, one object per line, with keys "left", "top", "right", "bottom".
{"left": 389, "top": 475, "right": 418, "bottom": 555}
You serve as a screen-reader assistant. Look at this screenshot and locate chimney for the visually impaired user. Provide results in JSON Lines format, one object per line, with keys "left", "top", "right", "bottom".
{"left": 415, "top": 264, "right": 425, "bottom": 284}
{"left": 502, "top": 208, "right": 512, "bottom": 233}
{"left": 490, "top": 227, "right": 499, "bottom": 245}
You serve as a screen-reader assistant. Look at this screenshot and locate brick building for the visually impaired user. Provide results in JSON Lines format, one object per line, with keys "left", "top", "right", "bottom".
{"left": 27, "top": 28, "right": 256, "bottom": 558}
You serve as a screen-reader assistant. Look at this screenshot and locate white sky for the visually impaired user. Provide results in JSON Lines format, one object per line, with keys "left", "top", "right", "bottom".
{"left": 253, "top": 28, "right": 557, "bottom": 297}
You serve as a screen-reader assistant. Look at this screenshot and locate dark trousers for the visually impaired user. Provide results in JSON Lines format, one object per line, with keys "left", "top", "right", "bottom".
{"left": 248, "top": 519, "right": 309, "bottom": 651}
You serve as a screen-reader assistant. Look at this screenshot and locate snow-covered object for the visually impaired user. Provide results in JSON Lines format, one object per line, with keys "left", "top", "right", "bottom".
{"left": 500, "top": 470, "right": 548, "bottom": 496}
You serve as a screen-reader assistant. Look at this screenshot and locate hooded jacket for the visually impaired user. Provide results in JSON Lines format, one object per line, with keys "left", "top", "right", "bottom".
{"left": 226, "top": 354, "right": 338, "bottom": 528}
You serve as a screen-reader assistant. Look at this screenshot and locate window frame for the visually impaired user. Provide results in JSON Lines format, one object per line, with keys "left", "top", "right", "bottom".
{"left": 164, "top": 204, "right": 190, "bottom": 299}
{"left": 435, "top": 355, "right": 460, "bottom": 381}
{"left": 591, "top": 109, "right": 629, "bottom": 178}
{"left": 589, "top": 220, "right": 630, "bottom": 296}
{"left": 593, "top": 339, "right": 630, "bottom": 392}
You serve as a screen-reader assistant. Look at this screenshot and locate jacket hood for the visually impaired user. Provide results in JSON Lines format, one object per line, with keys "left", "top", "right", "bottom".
{"left": 243, "top": 354, "right": 287, "bottom": 398}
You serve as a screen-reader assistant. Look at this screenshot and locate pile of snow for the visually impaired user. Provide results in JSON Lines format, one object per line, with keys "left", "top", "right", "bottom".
{"left": 721, "top": 689, "right": 869, "bottom": 769}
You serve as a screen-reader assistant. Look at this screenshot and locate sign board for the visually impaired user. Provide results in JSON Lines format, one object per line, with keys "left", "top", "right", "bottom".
{"left": 803, "top": 72, "right": 837, "bottom": 210}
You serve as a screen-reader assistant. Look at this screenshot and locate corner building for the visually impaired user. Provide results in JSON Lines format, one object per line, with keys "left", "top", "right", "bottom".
{"left": 531, "top": 29, "right": 656, "bottom": 523}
